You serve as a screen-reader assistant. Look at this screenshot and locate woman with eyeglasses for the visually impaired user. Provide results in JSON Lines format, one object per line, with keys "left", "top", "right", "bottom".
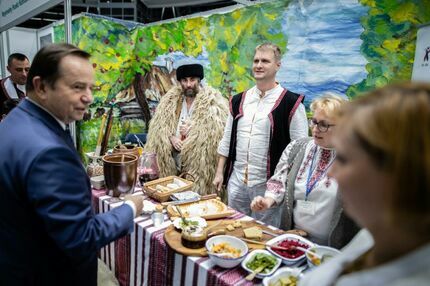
{"left": 251, "top": 94, "right": 359, "bottom": 248}
{"left": 299, "top": 83, "right": 430, "bottom": 286}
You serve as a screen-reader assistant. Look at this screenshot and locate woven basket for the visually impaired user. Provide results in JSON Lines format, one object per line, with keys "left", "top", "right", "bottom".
{"left": 143, "top": 173, "right": 194, "bottom": 202}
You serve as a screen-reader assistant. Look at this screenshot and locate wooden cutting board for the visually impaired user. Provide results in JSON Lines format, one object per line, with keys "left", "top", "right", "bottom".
{"left": 164, "top": 219, "right": 285, "bottom": 257}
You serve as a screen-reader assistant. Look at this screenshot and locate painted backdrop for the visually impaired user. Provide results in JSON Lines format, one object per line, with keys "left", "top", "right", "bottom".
{"left": 53, "top": 0, "right": 430, "bottom": 157}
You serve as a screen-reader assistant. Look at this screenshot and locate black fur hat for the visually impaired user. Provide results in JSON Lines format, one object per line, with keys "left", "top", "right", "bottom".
{"left": 176, "top": 63, "right": 204, "bottom": 81}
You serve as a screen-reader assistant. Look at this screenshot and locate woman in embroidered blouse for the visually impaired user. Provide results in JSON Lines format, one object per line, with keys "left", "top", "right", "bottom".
{"left": 299, "top": 83, "right": 430, "bottom": 286}
{"left": 251, "top": 94, "right": 359, "bottom": 248}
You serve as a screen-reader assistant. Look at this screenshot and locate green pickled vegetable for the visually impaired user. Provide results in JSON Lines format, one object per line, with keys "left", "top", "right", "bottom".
{"left": 246, "top": 253, "right": 277, "bottom": 273}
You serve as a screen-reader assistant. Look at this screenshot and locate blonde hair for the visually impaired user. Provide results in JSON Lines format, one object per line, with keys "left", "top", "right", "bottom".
{"left": 310, "top": 93, "right": 347, "bottom": 120}
{"left": 340, "top": 82, "right": 430, "bottom": 232}
{"left": 255, "top": 43, "right": 282, "bottom": 62}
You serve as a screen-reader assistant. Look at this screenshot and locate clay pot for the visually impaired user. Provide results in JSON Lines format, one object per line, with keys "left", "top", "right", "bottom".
{"left": 113, "top": 144, "right": 140, "bottom": 158}
{"left": 102, "top": 153, "right": 138, "bottom": 197}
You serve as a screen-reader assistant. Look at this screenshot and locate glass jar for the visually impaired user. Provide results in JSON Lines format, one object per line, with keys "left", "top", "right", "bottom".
{"left": 151, "top": 205, "right": 164, "bottom": 227}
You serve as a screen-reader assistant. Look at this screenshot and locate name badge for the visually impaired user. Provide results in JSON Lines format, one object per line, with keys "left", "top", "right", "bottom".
{"left": 297, "top": 200, "right": 316, "bottom": 215}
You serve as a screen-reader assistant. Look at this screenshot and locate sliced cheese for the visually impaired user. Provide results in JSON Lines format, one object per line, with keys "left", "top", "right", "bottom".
{"left": 226, "top": 224, "right": 235, "bottom": 231}
{"left": 243, "top": 226, "right": 262, "bottom": 240}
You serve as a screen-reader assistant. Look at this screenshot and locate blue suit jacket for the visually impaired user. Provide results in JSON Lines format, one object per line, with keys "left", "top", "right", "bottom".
{"left": 0, "top": 100, "right": 134, "bottom": 286}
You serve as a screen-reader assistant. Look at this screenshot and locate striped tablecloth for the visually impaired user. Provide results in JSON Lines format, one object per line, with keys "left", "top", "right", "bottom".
{"left": 92, "top": 189, "right": 260, "bottom": 286}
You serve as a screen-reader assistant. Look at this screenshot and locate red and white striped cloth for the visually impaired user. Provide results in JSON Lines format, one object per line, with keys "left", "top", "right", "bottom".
{"left": 92, "top": 189, "right": 259, "bottom": 286}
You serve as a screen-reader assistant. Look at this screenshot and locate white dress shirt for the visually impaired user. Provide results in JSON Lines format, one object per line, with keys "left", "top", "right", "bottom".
{"left": 218, "top": 84, "right": 308, "bottom": 187}
{"left": 4, "top": 77, "right": 26, "bottom": 99}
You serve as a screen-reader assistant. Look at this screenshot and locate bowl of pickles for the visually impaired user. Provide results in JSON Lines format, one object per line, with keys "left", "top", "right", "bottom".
{"left": 241, "top": 249, "right": 282, "bottom": 280}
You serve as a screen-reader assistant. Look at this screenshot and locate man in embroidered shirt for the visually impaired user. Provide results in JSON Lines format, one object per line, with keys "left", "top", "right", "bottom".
{"left": 144, "top": 63, "right": 229, "bottom": 195}
{"left": 213, "top": 43, "right": 308, "bottom": 227}
{"left": 0, "top": 53, "right": 30, "bottom": 118}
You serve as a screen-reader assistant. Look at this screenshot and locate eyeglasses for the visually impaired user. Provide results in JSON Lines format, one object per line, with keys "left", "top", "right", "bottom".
{"left": 308, "top": 118, "right": 336, "bottom": 133}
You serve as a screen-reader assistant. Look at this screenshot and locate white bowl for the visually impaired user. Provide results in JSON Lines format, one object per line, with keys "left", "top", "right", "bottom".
{"left": 206, "top": 235, "right": 248, "bottom": 268}
{"left": 306, "top": 245, "right": 341, "bottom": 268}
{"left": 90, "top": 175, "right": 105, "bottom": 189}
{"left": 262, "top": 266, "right": 302, "bottom": 286}
{"left": 266, "top": 233, "right": 314, "bottom": 266}
{"left": 173, "top": 216, "right": 207, "bottom": 231}
{"left": 241, "top": 249, "right": 282, "bottom": 279}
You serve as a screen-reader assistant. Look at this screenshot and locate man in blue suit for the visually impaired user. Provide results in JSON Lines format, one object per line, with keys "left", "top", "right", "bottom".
{"left": 0, "top": 43, "right": 143, "bottom": 285}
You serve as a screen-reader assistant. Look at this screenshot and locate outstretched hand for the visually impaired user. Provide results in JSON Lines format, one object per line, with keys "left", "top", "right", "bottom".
{"left": 250, "top": 196, "right": 275, "bottom": 212}
{"left": 124, "top": 194, "right": 144, "bottom": 217}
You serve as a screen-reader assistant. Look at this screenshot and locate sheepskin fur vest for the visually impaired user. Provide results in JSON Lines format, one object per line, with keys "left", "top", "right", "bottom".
{"left": 144, "top": 85, "right": 229, "bottom": 195}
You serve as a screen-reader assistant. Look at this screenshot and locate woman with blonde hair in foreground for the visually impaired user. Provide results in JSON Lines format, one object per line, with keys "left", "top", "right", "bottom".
{"left": 299, "top": 82, "right": 430, "bottom": 286}
{"left": 251, "top": 94, "right": 359, "bottom": 248}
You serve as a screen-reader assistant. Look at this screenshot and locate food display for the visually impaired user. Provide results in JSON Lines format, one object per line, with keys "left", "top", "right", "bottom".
{"left": 243, "top": 226, "right": 263, "bottom": 240}
{"left": 181, "top": 225, "right": 207, "bottom": 249}
{"left": 266, "top": 234, "right": 314, "bottom": 265}
{"left": 245, "top": 252, "right": 278, "bottom": 274}
{"left": 209, "top": 242, "right": 242, "bottom": 258}
{"left": 272, "top": 239, "right": 310, "bottom": 259}
{"left": 172, "top": 217, "right": 207, "bottom": 231}
{"left": 306, "top": 246, "right": 340, "bottom": 268}
{"left": 206, "top": 235, "right": 249, "bottom": 268}
{"left": 166, "top": 199, "right": 235, "bottom": 220}
{"left": 269, "top": 275, "right": 298, "bottom": 286}
{"left": 171, "top": 191, "right": 200, "bottom": 201}
{"left": 144, "top": 175, "right": 194, "bottom": 202}
{"left": 241, "top": 249, "right": 282, "bottom": 279}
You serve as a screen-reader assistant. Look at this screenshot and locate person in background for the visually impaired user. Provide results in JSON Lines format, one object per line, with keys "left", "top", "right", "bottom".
{"left": 0, "top": 53, "right": 30, "bottom": 117}
{"left": 299, "top": 82, "right": 430, "bottom": 286}
{"left": 213, "top": 42, "right": 308, "bottom": 227}
{"left": 0, "top": 43, "right": 143, "bottom": 286}
{"left": 251, "top": 94, "right": 359, "bottom": 247}
{"left": 144, "top": 62, "right": 229, "bottom": 195}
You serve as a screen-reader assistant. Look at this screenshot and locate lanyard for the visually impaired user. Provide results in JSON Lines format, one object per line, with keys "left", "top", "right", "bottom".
{"left": 305, "top": 145, "right": 335, "bottom": 201}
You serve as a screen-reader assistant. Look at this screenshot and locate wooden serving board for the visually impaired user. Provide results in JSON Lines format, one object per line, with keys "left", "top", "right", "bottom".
{"left": 166, "top": 198, "right": 236, "bottom": 220}
{"left": 164, "top": 219, "right": 285, "bottom": 257}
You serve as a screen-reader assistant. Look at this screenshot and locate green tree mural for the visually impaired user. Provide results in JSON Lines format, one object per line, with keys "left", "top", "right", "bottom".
{"left": 347, "top": 0, "right": 430, "bottom": 97}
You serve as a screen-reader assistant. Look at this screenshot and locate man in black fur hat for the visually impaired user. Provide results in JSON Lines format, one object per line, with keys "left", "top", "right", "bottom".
{"left": 144, "top": 63, "right": 229, "bottom": 195}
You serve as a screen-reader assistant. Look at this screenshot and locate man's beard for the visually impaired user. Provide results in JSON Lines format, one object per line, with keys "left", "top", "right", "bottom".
{"left": 184, "top": 87, "right": 198, "bottom": 98}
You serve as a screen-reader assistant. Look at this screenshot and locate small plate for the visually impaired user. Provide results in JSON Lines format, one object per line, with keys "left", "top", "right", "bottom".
{"left": 171, "top": 191, "right": 200, "bottom": 201}
{"left": 241, "top": 249, "right": 282, "bottom": 279}
{"left": 172, "top": 216, "right": 207, "bottom": 230}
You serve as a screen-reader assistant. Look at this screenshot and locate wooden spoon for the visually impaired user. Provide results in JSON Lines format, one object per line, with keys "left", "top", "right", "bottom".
{"left": 239, "top": 238, "right": 292, "bottom": 251}
{"left": 175, "top": 205, "right": 187, "bottom": 225}
{"left": 245, "top": 264, "right": 266, "bottom": 281}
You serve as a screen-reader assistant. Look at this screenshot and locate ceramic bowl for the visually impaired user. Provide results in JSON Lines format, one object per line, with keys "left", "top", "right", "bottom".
{"left": 306, "top": 245, "right": 341, "bottom": 268}
{"left": 205, "top": 235, "right": 248, "bottom": 268}
{"left": 262, "top": 266, "right": 302, "bottom": 286}
{"left": 266, "top": 233, "right": 314, "bottom": 266}
{"left": 241, "top": 249, "right": 282, "bottom": 279}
